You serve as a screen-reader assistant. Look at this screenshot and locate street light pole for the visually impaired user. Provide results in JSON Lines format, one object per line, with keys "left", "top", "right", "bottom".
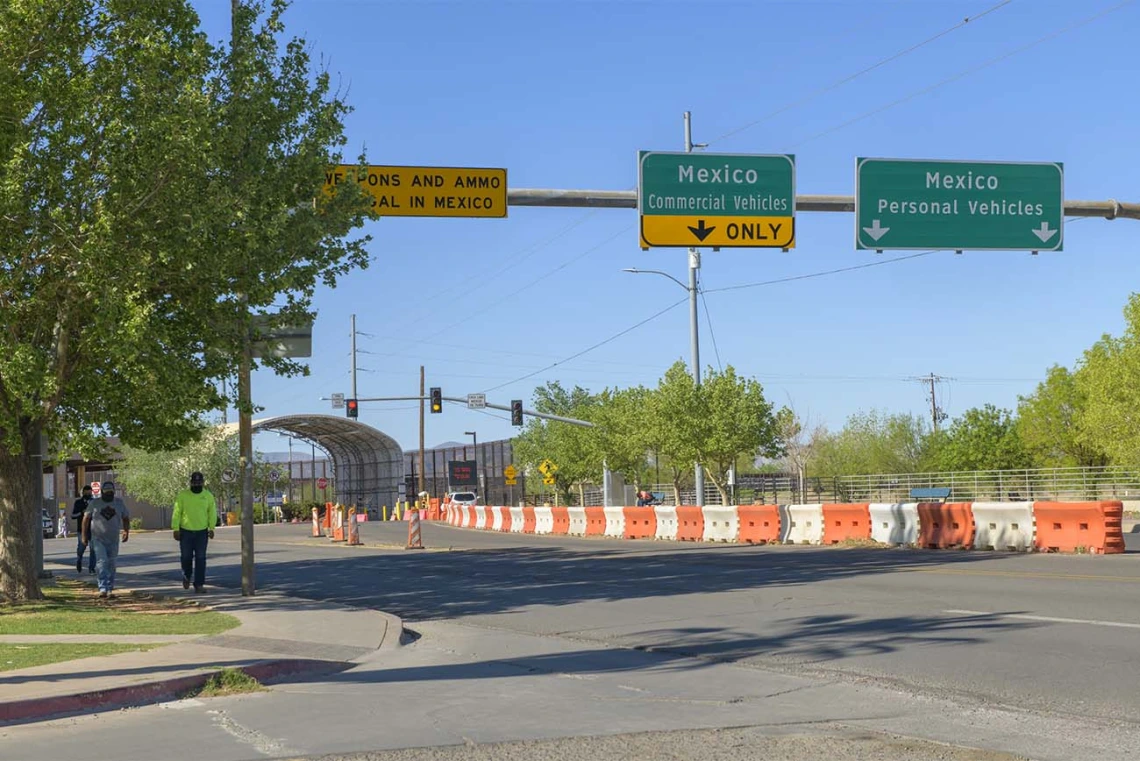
{"left": 684, "top": 111, "right": 704, "bottom": 508}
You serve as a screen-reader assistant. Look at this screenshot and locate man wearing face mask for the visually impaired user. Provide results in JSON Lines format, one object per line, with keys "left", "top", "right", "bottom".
{"left": 81, "top": 481, "right": 130, "bottom": 599}
{"left": 72, "top": 484, "right": 97, "bottom": 574}
{"left": 172, "top": 472, "right": 217, "bottom": 593}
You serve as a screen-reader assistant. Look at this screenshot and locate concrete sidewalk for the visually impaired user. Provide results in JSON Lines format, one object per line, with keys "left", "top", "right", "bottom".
{"left": 0, "top": 569, "right": 402, "bottom": 726}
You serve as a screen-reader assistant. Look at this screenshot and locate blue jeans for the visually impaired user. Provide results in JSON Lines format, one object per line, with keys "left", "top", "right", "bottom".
{"left": 179, "top": 530, "right": 209, "bottom": 588}
{"left": 92, "top": 539, "right": 120, "bottom": 593}
{"left": 77, "top": 535, "right": 95, "bottom": 572}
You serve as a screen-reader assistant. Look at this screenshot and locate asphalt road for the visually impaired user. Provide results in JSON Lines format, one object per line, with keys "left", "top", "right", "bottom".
{"left": 8, "top": 522, "right": 1140, "bottom": 760}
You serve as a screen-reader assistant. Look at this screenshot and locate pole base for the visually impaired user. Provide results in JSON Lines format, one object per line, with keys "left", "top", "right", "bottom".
{"left": 404, "top": 545, "right": 426, "bottom": 551}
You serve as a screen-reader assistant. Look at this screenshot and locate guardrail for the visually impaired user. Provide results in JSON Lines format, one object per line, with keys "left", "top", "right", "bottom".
{"left": 822, "top": 466, "right": 1140, "bottom": 504}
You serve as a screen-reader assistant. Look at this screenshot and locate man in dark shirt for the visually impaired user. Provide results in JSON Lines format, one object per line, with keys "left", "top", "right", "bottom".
{"left": 72, "top": 484, "right": 96, "bottom": 574}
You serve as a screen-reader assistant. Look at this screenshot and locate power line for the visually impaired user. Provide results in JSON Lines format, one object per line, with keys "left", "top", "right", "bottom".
{"left": 479, "top": 296, "right": 689, "bottom": 394}
{"left": 710, "top": 0, "right": 1013, "bottom": 146}
{"left": 699, "top": 287, "right": 723, "bottom": 372}
{"left": 703, "top": 250, "right": 938, "bottom": 295}
{"left": 408, "top": 224, "right": 632, "bottom": 347}
{"left": 790, "top": 0, "right": 1135, "bottom": 149}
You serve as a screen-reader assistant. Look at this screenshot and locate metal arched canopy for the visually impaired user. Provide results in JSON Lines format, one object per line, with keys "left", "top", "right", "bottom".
{"left": 224, "top": 415, "right": 405, "bottom": 510}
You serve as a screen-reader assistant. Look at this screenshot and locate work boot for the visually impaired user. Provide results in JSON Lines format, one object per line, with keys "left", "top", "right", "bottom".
{"left": 99, "top": 591, "right": 108, "bottom": 598}
{"left": 77, "top": 559, "right": 82, "bottom": 573}
{"left": 194, "top": 585, "right": 206, "bottom": 594}
{"left": 183, "top": 576, "right": 190, "bottom": 590}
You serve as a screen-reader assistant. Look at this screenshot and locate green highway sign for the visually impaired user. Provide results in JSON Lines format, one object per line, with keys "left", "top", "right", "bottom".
{"left": 639, "top": 151, "right": 796, "bottom": 249}
{"left": 855, "top": 158, "right": 1064, "bottom": 252}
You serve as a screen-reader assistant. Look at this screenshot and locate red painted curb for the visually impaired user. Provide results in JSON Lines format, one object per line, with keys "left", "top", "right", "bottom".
{"left": 0, "top": 658, "right": 347, "bottom": 726}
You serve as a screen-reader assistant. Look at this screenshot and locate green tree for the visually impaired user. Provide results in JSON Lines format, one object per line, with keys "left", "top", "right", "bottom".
{"left": 930, "top": 404, "right": 1031, "bottom": 472}
{"left": 650, "top": 361, "right": 703, "bottom": 504}
{"left": 695, "top": 366, "right": 780, "bottom": 504}
{"left": 1017, "top": 365, "right": 1107, "bottom": 468}
{"left": 810, "top": 411, "right": 930, "bottom": 478}
{"left": 1076, "top": 295, "right": 1140, "bottom": 465}
{"left": 0, "top": 0, "right": 370, "bottom": 599}
{"left": 117, "top": 425, "right": 239, "bottom": 509}
{"left": 592, "top": 385, "right": 652, "bottom": 488}
{"left": 512, "top": 382, "right": 601, "bottom": 505}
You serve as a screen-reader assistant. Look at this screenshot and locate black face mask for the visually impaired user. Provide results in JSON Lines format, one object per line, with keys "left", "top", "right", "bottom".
{"left": 190, "top": 484, "right": 203, "bottom": 494}
{"left": 101, "top": 492, "right": 114, "bottom": 502}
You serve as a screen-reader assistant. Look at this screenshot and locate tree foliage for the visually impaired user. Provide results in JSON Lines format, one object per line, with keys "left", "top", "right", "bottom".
{"left": 929, "top": 404, "right": 1030, "bottom": 473}
{"left": 810, "top": 411, "right": 931, "bottom": 478}
{"left": 1017, "top": 365, "right": 1106, "bottom": 468}
{"left": 1076, "top": 294, "right": 1140, "bottom": 465}
{"left": 117, "top": 425, "right": 238, "bottom": 508}
{"left": 0, "top": 0, "right": 370, "bottom": 599}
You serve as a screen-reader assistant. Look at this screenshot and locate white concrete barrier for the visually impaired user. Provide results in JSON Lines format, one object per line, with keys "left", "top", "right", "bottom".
{"left": 567, "top": 507, "right": 588, "bottom": 536}
{"left": 972, "top": 501, "right": 1034, "bottom": 551}
{"left": 703, "top": 505, "right": 739, "bottom": 543}
{"left": 869, "top": 503, "right": 920, "bottom": 546}
{"left": 654, "top": 506, "right": 678, "bottom": 541}
{"left": 509, "top": 506, "right": 526, "bottom": 533}
{"left": 603, "top": 506, "right": 625, "bottom": 538}
{"left": 534, "top": 507, "right": 554, "bottom": 535}
{"left": 779, "top": 504, "right": 824, "bottom": 544}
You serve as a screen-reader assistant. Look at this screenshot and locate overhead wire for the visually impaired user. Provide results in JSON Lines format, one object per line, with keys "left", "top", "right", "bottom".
{"left": 709, "top": 0, "right": 1014, "bottom": 147}
{"left": 789, "top": 0, "right": 1135, "bottom": 149}
{"left": 699, "top": 287, "right": 723, "bottom": 372}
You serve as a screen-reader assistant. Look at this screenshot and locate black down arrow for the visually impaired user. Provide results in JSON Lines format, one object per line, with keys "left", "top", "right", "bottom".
{"left": 687, "top": 219, "right": 715, "bottom": 242}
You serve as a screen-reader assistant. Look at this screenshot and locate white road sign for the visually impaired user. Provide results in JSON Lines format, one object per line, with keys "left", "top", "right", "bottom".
{"left": 331, "top": 393, "right": 345, "bottom": 409}
{"left": 467, "top": 393, "right": 486, "bottom": 409}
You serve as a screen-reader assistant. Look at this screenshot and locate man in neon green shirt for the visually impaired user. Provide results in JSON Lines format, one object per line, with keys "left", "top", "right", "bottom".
{"left": 172, "top": 471, "right": 217, "bottom": 593}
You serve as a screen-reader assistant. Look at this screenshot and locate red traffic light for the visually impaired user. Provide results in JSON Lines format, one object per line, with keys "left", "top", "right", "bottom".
{"left": 346, "top": 399, "right": 359, "bottom": 418}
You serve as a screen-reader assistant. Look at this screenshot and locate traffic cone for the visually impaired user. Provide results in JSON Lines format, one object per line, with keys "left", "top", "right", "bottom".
{"left": 347, "top": 507, "right": 361, "bottom": 546}
{"left": 311, "top": 507, "right": 321, "bottom": 537}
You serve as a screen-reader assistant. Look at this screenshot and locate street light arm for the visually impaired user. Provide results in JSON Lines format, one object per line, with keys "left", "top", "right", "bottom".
{"left": 622, "top": 268, "right": 690, "bottom": 292}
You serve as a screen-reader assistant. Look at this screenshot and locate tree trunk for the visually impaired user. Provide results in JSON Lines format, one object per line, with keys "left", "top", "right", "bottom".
{"left": 0, "top": 425, "right": 44, "bottom": 601}
{"left": 672, "top": 474, "right": 683, "bottom": 506}
{"left": 577, "top": 483, "right": 585, "bottom": 508}
{"left": 705, "top": 468, "right": 730, "bottom": 505}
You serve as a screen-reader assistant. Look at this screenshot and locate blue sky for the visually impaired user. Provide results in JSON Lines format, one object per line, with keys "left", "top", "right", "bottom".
{"left": 189, "top": 0, "right": 1138, "bottom": 454}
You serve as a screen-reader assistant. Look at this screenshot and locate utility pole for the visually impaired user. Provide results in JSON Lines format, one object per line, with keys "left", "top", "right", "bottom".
{"left": 685, "top": 111, "right": 706, "bottom": 508}
{"left": 912, "top": 373, "right": 950, "bottom": 431}
{"left": 419, "top": 366, "right": 426, "bottom": 496}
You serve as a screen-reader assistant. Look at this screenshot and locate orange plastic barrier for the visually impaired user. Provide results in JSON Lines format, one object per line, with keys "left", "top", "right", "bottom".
{"left": 917, "top": 502, "right": 975, "bottom": 549}
{"left": 622, "top": 506, "right": 657, "bottom": 539}
{"left": 551, "top": 506, "right": 571, "bottom": 535}
{"left": 522, "top": 506, "right": 537, "bottom": 533}
{"left": 481, "top": 506, "right": 495, "bottom": 531}
{"left": 499, "top": 506, "right": 513, "bottom": 532}
{"left": 676, "top": 505, "right": 704, "bottom": 542}
{"left": 1033, "top": 501, "right": 1125, "bottom": 554}
{"left": 465, "top": 506, "right": 478, "bottom": 528}
{"left": 737, "top": 504, "right": 780, "bottom": 544}
{"left": 429, "top": 497, "right": 441, "bottom": 521}
{"left": 584, "top": 506, "right": 606, "bottom": 536}
{"left": 822, "top": 503, "right": 871, "bottom": 545}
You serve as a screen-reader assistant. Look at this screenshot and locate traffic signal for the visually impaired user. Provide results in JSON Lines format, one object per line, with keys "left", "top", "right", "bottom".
{"left": 511, "top": 399, "right": 523, "bottom": 426}
{"left": 429, "top": 387, "right": 442, "bottom": 414}
{"left": 346, "top": 398, "right": 359, "bottom": 418}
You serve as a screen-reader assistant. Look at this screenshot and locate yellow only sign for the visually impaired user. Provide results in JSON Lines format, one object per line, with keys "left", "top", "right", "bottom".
{"left": 640, "top": 215, "right": 795, "bottom": 249}
{"left": 505, "top": 477, "right": 518, "bottom": 486}
{"left": 323, "top": 164, "right": 507, "bottom": 218}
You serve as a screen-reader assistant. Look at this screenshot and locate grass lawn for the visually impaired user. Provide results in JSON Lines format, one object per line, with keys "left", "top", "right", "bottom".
{"left": 0, "top": 580, "right": 239, "bottom": 636}
{"left": 0, "top": 643, "right": 159, "bottom": 672}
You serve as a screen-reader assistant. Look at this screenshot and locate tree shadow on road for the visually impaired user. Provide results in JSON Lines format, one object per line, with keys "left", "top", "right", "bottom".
{"left": 323, "top": 610, "right": 1037, "bottom": 686}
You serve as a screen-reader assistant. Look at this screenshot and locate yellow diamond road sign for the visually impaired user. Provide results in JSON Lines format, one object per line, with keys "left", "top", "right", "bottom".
{"left": 323, "top": 164, "right": 507, "bottom": 218}
{"left": 503, "top": 465, "right": 519, "bottom": 479}
{"left": 538, "top": 459, "right": 558, "bottom": 476}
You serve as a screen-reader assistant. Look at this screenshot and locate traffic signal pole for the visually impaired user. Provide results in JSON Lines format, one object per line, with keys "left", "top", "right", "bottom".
{"left": 331, "top": 395, "right": 595, "bottom": 428}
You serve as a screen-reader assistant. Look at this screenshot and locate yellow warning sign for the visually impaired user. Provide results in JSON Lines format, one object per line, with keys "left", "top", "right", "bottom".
{"left": 640, "top": 215, "right": 795, "bottom": 250}
{"left": 323, "top": 164, "right": 507, "bottom": 218}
